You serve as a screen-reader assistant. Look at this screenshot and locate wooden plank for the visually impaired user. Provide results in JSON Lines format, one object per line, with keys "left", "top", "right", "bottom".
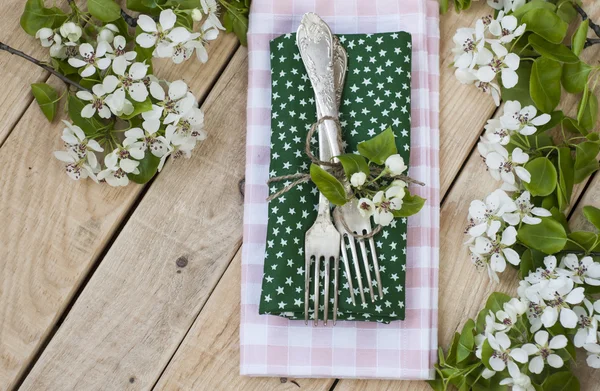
{"left": 0, "top": 0, "right": 61, "bottom": 144}
{"left": 155, "top": 251, "right": 335, "bottom": 391}
{"left": 19, "top": 47, "right": 248, "bottom": 391}
{"left": 438, "top": 0, "right": 498, "bottom": 195}
{"left": 0, "top": 33, "right": 238, "bottom": 390}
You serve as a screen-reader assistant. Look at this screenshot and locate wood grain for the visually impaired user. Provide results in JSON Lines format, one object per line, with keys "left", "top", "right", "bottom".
{"left": 19, "top": 47, "right": 248, "bottom": 391}
{"left": 0, "top": 0, "right": 63, "bottom": 144}
{"left": 0, "top": 33, "right": 238, "bottom": 391}
{"left": 155, "top": 251, "right": 335, "bottom": 391}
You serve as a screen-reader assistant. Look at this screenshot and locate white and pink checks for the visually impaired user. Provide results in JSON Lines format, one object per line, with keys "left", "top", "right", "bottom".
{"left": 240, "top": 0, "right": 440, "bottom": 380}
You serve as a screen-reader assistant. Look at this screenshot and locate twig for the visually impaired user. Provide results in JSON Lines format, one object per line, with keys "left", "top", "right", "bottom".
{"left": 575, "top": 3, "right": 600, "bottom": 39}
{"left": 585, "top": 38, "right": 600, "bottom": 48}
{"left": 0, "top": 41, "right": 90, "bottom": 92}
{"left": 121, "top": 9, "right": 138, "bottom": 27}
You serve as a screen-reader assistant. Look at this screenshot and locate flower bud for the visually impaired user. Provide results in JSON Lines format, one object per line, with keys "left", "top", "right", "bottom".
{"left": 385, "top": 154, "right": 407, "bottom": 176}
{"left": 350, "top": 172, "right": 366, "bottom": 188}
{"left": 192, "top": 8, "right": 203, "bottom": 22}
{"left": 59, "top": 22, "right": 82, "bottom": 43}
{"left": 98, "top": 24, "right": 119, "bottom": 43}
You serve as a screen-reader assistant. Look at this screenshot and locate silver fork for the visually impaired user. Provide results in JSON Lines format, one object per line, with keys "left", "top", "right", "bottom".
{"left": 298, "top": 14, "right": 342, "bottom": 326}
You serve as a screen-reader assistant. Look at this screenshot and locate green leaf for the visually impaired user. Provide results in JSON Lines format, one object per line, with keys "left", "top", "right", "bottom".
{"left": 542, "top": 371, "right": 580, "bottom": 391}
{"left": 517, "top": 217, "right": 568, "bottom": 254}
{"left": 20, "top": 0, "right": 68, "bottom": 36}
{"left": 524, "top": 157, "right": 557, "bottom": 197}
{"left": 446, "top": 332, "right": 461, "bottom": 366}
{"left": 119, "top": 97, "right": 152, "bottom": 120}
{"left": 577, "top": 91, "right": 598, "bottom": 132}
{"left": 457, "top": 319, "right": 476, "bottom": 364}
{"left": 522, "top": 8, "right": 568, "bottom": 44}
{"left": 481, "top": 339, "right": 495, "bottom": 370}
{"left": 574, "top": 142, "right": 600, "bottom": 183}
{"left": 572, "top": 19, "right": 590, "bottom": 56}
{"left": 126, "top": 0, "right": 164, "bottom": 14}
{"left": 392, "top": 191, "right": 426, "bottom": 218}
{"left": 583, "top": 206, "right": 600, "bottom": 230}
{"left": 565, "top": 231, "right": 599, "bottom": 252}
{"left": 223, "top": 1, "right": 249, "bottom": 46}
{"left": 562, "top": 61, "right": 592, "bottom": 94}
{"left": 519, "top": 248, "right": 534, "bottom": 279}
{"left": 530, "top": 57, "right": 562, "bottom": 113}
{"left": 357, "top": 127, "right": 397, "bottom": 165}
{"left": 556, "top": 1, "right": 577, "bottom": 23}
{"left": 513, "top": 0, "right": 556, "bottom": 20}
{"left": 439, "top": 0, "right": 449, "bottom": 14}
{"left": 563, "top": 116, "right": 587, "bottom": 136}
{"left": 309, "top": 164, "right": 347, "bottom": 206}
{"left": 502, "top": 61, "right": 534, "bottom": 107}
{"left": 128, "top": 153, "right": 160, "bottom": 184}
{"left": 550, "top": 206, "right": 570, "bottom": 233}
{"left": 557, "top": 147, "right": 574, "bottom": 211}
{"left": 528, "top": 35, "right": 579, "bottom": 64}
{"left": 485, "top": 292, "right": 511, "bottom": 314}
{"left": 67, "top": 94, "right": 105, "bottom": 136}
{"left": 88, "top": 0, "right": 121, "bottom": 22}
{"left": 336, "top": 154, "right": 369, "bottom": 177}
{"left": 31, "top": 83, "right": 58, "bottom": 122}
{"left": 475, "top": 308, "right": 488, "bottom": 334}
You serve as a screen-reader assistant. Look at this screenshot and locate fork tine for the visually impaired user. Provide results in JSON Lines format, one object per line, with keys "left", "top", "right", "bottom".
{"left": 368, "top": 236, "right": 383, "bottom": 298}
{"left": 314, "top": 255, "right": 321, "bottom": 326}
{"left": 323, "top": 256, "right": 330, "bottom": 325}
{"left": 339, "top": 237, "right": 356, "bottom": 305}
{"left": 358, "top": 239, "right": 375, "bottom": 302}
{"left": 333, "top": 254, "right": 339, "bottom": 325}
{"left": 305, "top": 253, "right": 311, "bottom": 325}
{"left": 347, "top": 235, "right": 366, "bottom": 304}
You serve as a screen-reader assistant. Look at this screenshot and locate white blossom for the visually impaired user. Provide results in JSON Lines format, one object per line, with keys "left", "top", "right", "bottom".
{"left": 68, "top": 42, "right": 112, "bottom": 77}
{"left": 522, "top": 330, "right": 567, "bottom": 374}
{"left": 503, "top": 191, "right": 551, "bottom": 225}
{"left": 98, "top": 23, "right": 119, "bottom": 43}
{"left": 136, "top": 9, "right": 194, "bottom": 59}
{"left": 98, "top": 145, "right": 144, "bottom": 187}
{"left": 483, "top": 145, "right": 531, "bottom": 187}
{"left": 143, "top": 80, "right": 196, "bottom": 124}
{"left": 76, "top": 84, "right": 112, "bottom": 119}
{"left": 466, "top": 189, "right": 516, "bottom": 239}
{"left": 559, "top": 254, "right": 600, "bottom": 286}
{"left": 490, "top": 298, "right": 527, "bottom": 332}
{"left": 572, "top": 299, "right": 599, "bottom": 347}
{"left": 489, "top": 11, "right": 525, "bottom": 43}
{"left": 59, "top": 22, "right": 82, "bottom": 43}
{"left": 124, "top": 119, "right": 169, "bottom": 158}
{"left": 385, "top": 154, "right": 407, "bottom": 175}
{"left": 357, "top": 198, "right": 375, "bottom": 218}
{"left": 60, "top": 120, "right": 103, "bottom": 169}
{"left": 372, "top": 185, "right": 405, "bottom": 226}
{"left": 104, "top": 87, "right": 134, "bottom": 117}
{"left": 538, "top": 277, "right": 585, "bottom": 329}
{"left": 499, "top": 361, "right": 535, "bottom": 391}
{"left": 472, "top": 226, "right": 520, "bottom": 275}
{"left": 584, "top": 343, "right": 600, "bottom": 368}
{"left": 487, "top": 332, "right": 529, "bottom": 371}
{"left": 201, "top": 0, "right": 225, "bottom": 30}
{"left": 106, "top": 35, "right": 137, "bottom": 64}
{"left": 452, "top": 21, "right": 489, "bottom": 69}
{"left": 103, "top": 58, "right": 149, "bottom": 102}
{"left": 54, "top": 150, "right": 98, "bottom": 182}
{"left": 501, "top": 101, "right": 551, "bottom": 136}
{"left": 350, "top": 172, "right": 366, "bottom": 188}
{"left": 477, "top": 42, "right": 520, "bottom": 89}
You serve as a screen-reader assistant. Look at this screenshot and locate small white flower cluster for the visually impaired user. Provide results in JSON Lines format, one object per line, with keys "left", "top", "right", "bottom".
{"left": 36, "top": 22, "right": 82, "bottom": 60}
{"left": 136, "top": 4, "right": 223, "bottom": 64}
{"left": 54, "top": 79, "right": 205, "bottom": 187}
{"left": 473, "top": 260, "right": 600, "bottom": 388}
{"left": 467, "top": 189, "right": 551, "bottom": 281}
{"left": 452, "top": 1, "right": 526, "bottom": 105}
{"left": 352, "top": 154, "right": 408, "bottom": 227}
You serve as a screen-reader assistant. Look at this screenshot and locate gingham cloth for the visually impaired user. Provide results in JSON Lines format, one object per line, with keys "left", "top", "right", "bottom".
{"left": 240, "top": 0, "right": 440, "bottom": 379}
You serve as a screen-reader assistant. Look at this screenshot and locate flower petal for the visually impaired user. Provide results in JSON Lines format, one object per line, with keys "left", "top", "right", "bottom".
{"left": 137, "top": 15, "right": 158, "bottom": 33}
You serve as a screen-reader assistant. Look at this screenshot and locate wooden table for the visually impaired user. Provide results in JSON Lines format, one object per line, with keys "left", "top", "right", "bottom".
{"left": 1, "top": 1, "right": 599, "bottom": 390}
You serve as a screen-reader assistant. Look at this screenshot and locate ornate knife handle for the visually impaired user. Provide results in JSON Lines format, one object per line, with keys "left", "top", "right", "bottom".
{"left": 297, "top": 13, "right": 342, "bottom": 160}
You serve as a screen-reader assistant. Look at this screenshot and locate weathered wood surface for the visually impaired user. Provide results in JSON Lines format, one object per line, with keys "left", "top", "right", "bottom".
{"left": 0, "top": 29, "right": 237, "bottom": 390}
{"left": 2, "top": 0, "right": 600, "bottom": 390}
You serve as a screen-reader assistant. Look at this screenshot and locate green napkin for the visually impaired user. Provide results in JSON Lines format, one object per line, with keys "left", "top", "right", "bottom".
{"left": 259, "top": 32, "right": 412, "bottom": 322}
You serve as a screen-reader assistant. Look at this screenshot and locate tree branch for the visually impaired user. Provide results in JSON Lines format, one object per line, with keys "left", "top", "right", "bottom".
{"left": 121, "top": 9, "right": 138, "bottom": 27}
{"left": 0, "top": 42, "right": 90, "bottom": 92}
{"left": 575, "top": 3, "right": 600, "bottom": 39}
{"left": 585, "top": 38, "right": 600, "bottom": 48}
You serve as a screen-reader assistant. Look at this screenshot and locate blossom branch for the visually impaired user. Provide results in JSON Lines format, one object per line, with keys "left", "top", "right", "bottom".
{"left": 585, "top": 38, "right": 600, "bottom": 48}
{"left": 575, "top": 3, "right": 600, "bottom": 39}
{"left": 0, "top": 41, "right": 90, "bottom": 92}
{"left": 121, "top": 9, "right": 138, "bottom": 27}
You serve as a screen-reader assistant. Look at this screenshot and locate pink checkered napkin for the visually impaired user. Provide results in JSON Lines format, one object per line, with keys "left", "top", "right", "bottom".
{"left": 241, "top": 0, "right": 440, "bottom": 380}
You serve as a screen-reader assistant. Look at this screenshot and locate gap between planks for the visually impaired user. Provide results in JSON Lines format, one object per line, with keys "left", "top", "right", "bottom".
{"left": 9, "top": 42, "right": 240, "bottom": 391}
